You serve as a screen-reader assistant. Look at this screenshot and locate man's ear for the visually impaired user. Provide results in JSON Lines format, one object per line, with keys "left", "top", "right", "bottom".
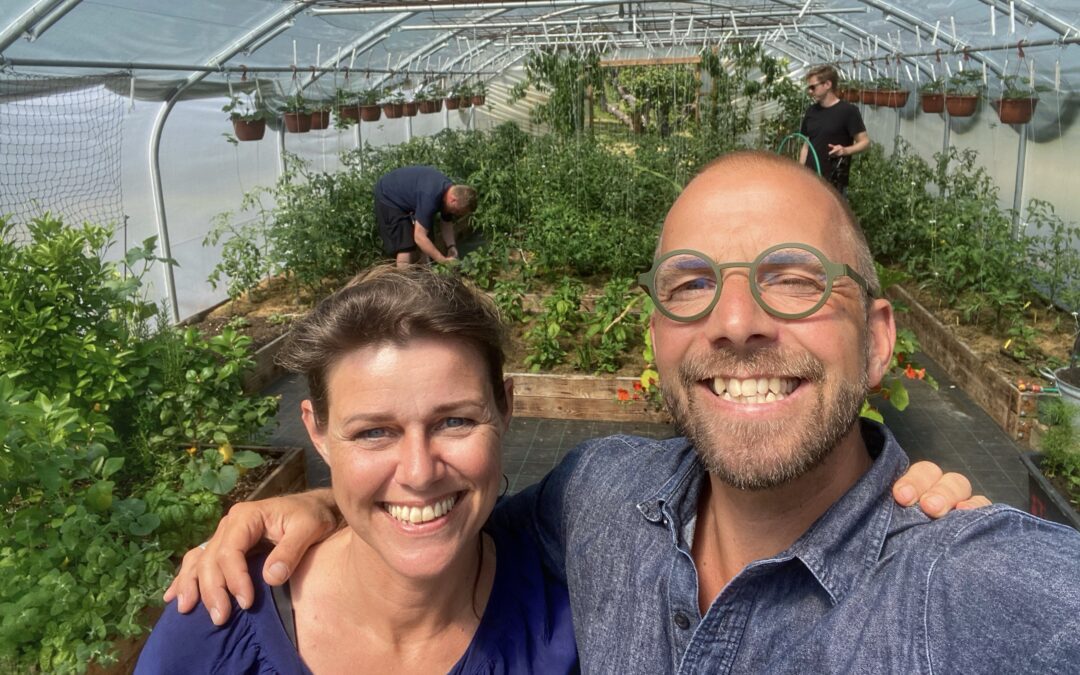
{"left": 866, "top": 299, "right": 896, "bottom": 389}
{"left": 301, "top": 400, "right": 330, "bottom": 464}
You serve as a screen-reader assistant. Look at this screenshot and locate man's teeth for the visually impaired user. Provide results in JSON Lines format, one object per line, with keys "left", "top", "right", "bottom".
{"left": 710, "top": 376, "right": 797, "bottom": 403}
{"left": 385, "top": 496, "right": 457, "bottom": 524}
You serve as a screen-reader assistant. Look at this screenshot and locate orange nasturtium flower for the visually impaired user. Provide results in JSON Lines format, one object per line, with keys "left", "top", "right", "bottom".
{"left": 185, "top": 446, "right": 198, "bottom": 456}
{"left": 617, "top": 388, "right": 631, "bottom": 401}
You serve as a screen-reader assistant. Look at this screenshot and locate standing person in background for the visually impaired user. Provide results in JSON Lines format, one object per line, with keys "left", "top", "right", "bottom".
{"left": 799, "top": 64, "right": 870, "bottom": 196}
{"left": 374, "top": 165, "right": 477, "bottom": 266}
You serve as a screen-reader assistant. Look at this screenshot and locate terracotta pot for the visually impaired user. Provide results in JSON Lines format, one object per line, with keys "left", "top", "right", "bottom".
{"left": 997, "top": 97, "right": 1038, "bottom": 124}
{"left": 337, "top": 105, "right": 360, "bottom": 123}
{"left": 471, "top": 95, "right": 485, "bottom": 106}
{"left": 309, "top": 109, "right": 331, "bottom": 130}
{"left": 877, "top": 90, "right": 909, "bottom": 108}
{"left": 459, "top": 96, "right": 473, "bottom": 109}
{"left": 843, "top": 89, "right": 861, "bottom": 103}
{"left": 944, "top": 94, "right": 978, "bottom": 117}
{"left": 418, "top": 99, "right": 443, "bottom": 114}
{"left": 403, "top": 101, "right": 419, "bottom": 117}
{"left": 283, "top": 111, "right": 312, "bottom": 133}
{"left": 231, "top": 118, "right": 266, "bottom": 142}
{"left": 359, "top": 104, "right": 382, "bottom": 122}
{"left": 382, "top": 102, "right": 404, "bottom": 119}
{"left": 444, "top": 96, "right": 461, "bottom": 110}
{"left": 860, "top": 90, "right": 875, "bottom": 105}
{"left": 920, "top": 93, "right": 945, "bottom": 113}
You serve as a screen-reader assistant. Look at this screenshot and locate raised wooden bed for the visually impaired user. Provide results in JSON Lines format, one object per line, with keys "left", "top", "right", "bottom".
{"left": 1021, "top": 452, "right": 1080, "bottom": 531}
{"left": 887, "top": 285, "right": 1036, "bottom": 442}
{"left": 242, "top": 332, "right": 289, "bottom": 394}
{"left": 509, "top": 371, "right": 669, "bottom": 423}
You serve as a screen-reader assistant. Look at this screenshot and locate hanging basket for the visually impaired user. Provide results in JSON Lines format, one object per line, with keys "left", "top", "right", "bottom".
{"left": 920, "top": 93, "right": 945, "bottom": 113}
{"left": 444, "top": 96, "right": 461, "bottom": 110}
{"left": 471, "top": 95, "right": 486, "bottom": 106}
{"left": 859, "top": 90, "right": 875, "bottom": 105}
{"left": 843, "top": 89, "right": 861, "bottom": 103}
{"left": 876, "top": 90, "right": 909, "bottom": 108}
{"left": 996, "top": 97, "right": 1038, "bottom": 124}
{"left": 359, "top": 104, "right": 382, "bottom": 122}
{"left": 944, "top": 94, "right": 979, "bottom": 117}
{"left": 283, "top": 112, "right": 312, "bottom": 133}
{"left": 231, "top": 118, "right": 266, "bottom": 142}
{"left": 459, "top": 96, "right": 473, "bottom": 109}
{"left": 337, "top": 105, "right": 360, "bottom": 123}
{"left": 418, "top": 99, "right": 442, "bottom": 114}
{"left": 403, "top": 101, "right": 419, "bottom": 117}
{"left": 309, "top": 109, "right": 331, "bottom": 130}
{"left": 382, "top": 102, "right": 404, "bottom": 119}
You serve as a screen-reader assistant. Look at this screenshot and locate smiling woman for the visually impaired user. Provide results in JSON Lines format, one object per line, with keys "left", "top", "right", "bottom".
{"left": 135, "top": 265, "right": 577, "bottom": 674}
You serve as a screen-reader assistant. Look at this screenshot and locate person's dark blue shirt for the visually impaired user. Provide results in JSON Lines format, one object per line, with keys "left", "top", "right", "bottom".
{"left": 374, "top": 166, "right": 454, "bottom": 231}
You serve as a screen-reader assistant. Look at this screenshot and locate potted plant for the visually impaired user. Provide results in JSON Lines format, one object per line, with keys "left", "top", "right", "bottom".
{"left": 871, "top": 77, "right": 909, "bottom": 108}
{"left": 445, "top": 85, "right": 462, "bottom": 110}
{"left": 919, "top": 78, "right": 946, "bottom": 113}
{"left": 838, "top": 79, "right": 861, "bottom": 103}
{"left": 403, "top": 97, "right": 419, "bottom": 117}
{"left": 281, "top": 93, "right": 312, "bottom": 133}
{"left": 1023, "top": 397, "right": 1080, "bottom": 530}
{"left": 457, "top": 82, "right": 474, "bottom": 109}
{"left": 416, "top": 84, "right": 445, "bottom": 114}
{"left": 471, "top": 81, "right": 487, "bottom": 106}
{"left": 222, "top": 92, "right": 273, "bottom": 142}
{"left": 381, "top": 90, "right": 405, "bottom": 119}
{"left": 944, "top": 70, "right": 983, "bottom": 117}
{"left": 995, "top": 75, "right": 1046, "bottom": 125}
{"left": 309, "top": 101, "right": 332, "bottom": 130}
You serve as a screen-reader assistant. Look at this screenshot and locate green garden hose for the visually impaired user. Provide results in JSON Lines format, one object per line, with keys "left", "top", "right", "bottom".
{"left": 776, "top": 132, "right": 821, "bottom": 177}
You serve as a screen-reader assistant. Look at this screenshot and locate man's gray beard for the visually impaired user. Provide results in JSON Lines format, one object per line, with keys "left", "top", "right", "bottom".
{"left": 663, "top": 347, "right": 869, "bottom": 490}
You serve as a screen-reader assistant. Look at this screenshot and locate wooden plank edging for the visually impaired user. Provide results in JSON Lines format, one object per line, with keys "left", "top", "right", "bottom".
{"left": 508, "top": 371, "right": 670, "bottom": 423}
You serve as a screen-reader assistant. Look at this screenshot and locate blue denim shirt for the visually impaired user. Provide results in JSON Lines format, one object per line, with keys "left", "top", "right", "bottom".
{"left": 497, "top": 420, "right": 1080, "bottom": 673}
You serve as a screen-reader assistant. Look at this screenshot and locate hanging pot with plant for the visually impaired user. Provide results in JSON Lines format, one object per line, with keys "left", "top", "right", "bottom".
{"left": 944, "top": 70, "right": 983, "bottom": 118}
{"left": 995, "top": 75, "right": 1046, "bottom": 125}
{"left": 381, "top": 91, "right": 405, "bottom": 119}
{"left": 222, "top": 92, "right": 273, "bottom": 143}
{"left": 416, "top": 83, "right": 445, "bottom": 113}
{"left": 282, "top": 93, "right": 312, "bottom": 133}
{"left": 309, "top": 107, "right": 331, "bottom": 130}
{"left": 403, "top": 101, "right": 419, "bottom": 117}
{"left": 919, "top": 78, "right": 946, "bottom": 113}
{"left": 471, "top": 82, "right": 487, "bottom": 106}
{"left": 872, "top": 77, "right": 908, "bottom": 108}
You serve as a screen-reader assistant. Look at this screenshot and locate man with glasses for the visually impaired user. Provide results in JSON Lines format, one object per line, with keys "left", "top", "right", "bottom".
{"left": 799, "top": 64, "right": 870, "bottom": 195}
{"left": 162, "top": 152, "right": 1078, "bottom": 671}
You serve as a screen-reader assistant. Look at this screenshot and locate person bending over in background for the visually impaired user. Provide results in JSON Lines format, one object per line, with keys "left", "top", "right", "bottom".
{"left": 799, "top": 64, "right": 870, "bottom": 196}
{"left": 374, "top": 165, "right": 477, "bottom": 266}
{"left": 136, "top": 265, "right": 576, "bottom": 673}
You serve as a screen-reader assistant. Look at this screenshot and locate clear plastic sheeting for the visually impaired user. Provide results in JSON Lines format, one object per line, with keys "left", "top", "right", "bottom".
{"left": 1, "top": 0, "right": 1079, "bottom": 319}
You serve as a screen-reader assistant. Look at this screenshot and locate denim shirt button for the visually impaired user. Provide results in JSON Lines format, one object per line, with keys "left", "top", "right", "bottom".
{"left": 673, "top": 611, "right": 691, "bottom": 630}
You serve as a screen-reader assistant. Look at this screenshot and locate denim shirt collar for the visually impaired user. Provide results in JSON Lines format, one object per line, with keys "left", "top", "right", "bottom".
{"left": 634, "top": 420, "right": 908, "bottom": 606}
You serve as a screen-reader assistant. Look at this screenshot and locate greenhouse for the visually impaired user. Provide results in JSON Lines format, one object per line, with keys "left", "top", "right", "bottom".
{"left": 2, "top": 1, "right": 1080, "bottom": 672}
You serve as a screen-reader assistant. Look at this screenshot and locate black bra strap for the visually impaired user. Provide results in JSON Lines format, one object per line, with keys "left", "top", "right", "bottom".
{"left": 270, "top": 580, "right": 299, "bottom": 650}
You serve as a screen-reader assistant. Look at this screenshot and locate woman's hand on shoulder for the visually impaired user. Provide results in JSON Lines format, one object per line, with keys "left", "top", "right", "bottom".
{"left": 891, "top": 461, "right": 991, "bottom": 517}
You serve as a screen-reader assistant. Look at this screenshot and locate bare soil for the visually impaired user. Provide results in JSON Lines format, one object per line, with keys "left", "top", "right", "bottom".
{"left": 903, "top": 284, "right": 1075, "bottom": 387}
{"left": 193, "top": 276, "right": 317, "bottom": 351}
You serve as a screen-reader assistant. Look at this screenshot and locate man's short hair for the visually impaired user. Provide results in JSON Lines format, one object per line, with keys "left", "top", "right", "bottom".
{"left": 449, "top": 185, "right": 478, "bottom": 214}
{"left": 806, "top": 64, "right": 839, "bottom": 89}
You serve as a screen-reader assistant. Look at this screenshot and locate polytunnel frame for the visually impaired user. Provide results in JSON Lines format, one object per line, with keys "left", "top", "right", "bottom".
{"left": 3, "top": 0, "right": 1079, "bottom": 322}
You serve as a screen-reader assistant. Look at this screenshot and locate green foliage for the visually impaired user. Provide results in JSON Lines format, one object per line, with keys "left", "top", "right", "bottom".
{"left": 999, "top": 74, "right": 1050, "bottom": 99}
{"left": 575, "top": 278, "right": 642, "bottom": 374}
{"left": 222, "top": 90, "right": 274, "bottom": 123}
{"left": 1038, "top": 398, "right": 1080, "bottom": 508}
{"left": 510, "top": 49, "right": 605, "bottom": 136}
{"left": 523, "top": 278, "right": 583, "bottom": 371}
{"left": 946, "top": 69, "right": 984, "bottom": 96}
{"left": 0, "top": 216, "right": 278, "bottom": 671}
{"left": 612, "top": 65, "right": 697, "bottom": 135}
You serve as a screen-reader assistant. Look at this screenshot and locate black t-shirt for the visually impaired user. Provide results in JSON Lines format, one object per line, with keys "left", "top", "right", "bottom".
{"left": 800, "top": 101, "right": 866, "bottom": 189}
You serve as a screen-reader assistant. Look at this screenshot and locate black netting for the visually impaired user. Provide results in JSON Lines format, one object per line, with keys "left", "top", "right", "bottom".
{"left": 0, "top": 72, "right": 126, "bottom": 243}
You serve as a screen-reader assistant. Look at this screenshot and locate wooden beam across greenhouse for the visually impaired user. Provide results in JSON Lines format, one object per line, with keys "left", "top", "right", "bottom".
{"left": 600, "top": 56, "right": 701, "bottom": 68}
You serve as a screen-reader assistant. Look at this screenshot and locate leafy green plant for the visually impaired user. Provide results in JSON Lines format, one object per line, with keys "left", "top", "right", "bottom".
{"left": 919, "top": 78, "right": 946, "bottom": 94}
{"left": 523, "top": 278, "right": 583, "bottom": 371}
{"left": 281, "top": 92, "right": 310, "bottom": 115}
{"left": 222, "top": 90, "right": 274, "bottom": 122}
{"left": 493, "top": 277, "right": 527, "bottom": 326}
{"left": 946, "top": 69, "right": 984, "bottom": 96}
{"left": 1038, "top": 397, "right": 1080, "bottom": 508}
{"left": 871, "top": 76, "right": 901, "bottom": 90}
{"left": 575, "top": 278, "right": 642, "bottom": 374}
{"left": 1000, "top": 74, "right": 1050, "bottom": 100}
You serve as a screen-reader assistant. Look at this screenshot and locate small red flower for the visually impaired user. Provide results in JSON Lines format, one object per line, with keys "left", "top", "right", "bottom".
{"left": 617, "top": 388, "right": 630, "bottom": 401}
{"left": 916, "top": 368, "right": 926, "bottom": 380}
{"left": 633, "top": 381, "right": 643, "bottom": 391}
{"left": 904, "top": 364, "right": 916, "bottom": 379}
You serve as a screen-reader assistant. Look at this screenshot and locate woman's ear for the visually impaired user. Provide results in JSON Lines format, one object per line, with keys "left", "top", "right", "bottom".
{"left": 301, "top": 400, "right": 330, "bottom": 464}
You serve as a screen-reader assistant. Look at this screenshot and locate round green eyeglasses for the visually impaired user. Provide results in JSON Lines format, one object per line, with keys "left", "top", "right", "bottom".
{"left": 637, "top": 242, "right": 876, "bottom": 322}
